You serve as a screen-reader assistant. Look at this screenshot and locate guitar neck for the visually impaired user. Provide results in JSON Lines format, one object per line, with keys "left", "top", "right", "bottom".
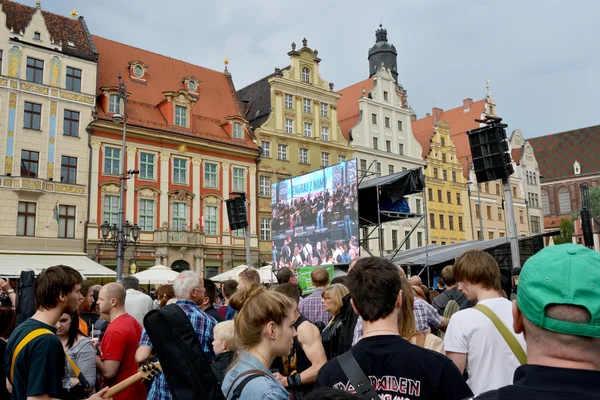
{"left": 103, "top": 372, "right": 144, "bottom": 399}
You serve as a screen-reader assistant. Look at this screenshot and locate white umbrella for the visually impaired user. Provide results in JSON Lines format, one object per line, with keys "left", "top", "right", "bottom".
{"left": 258, "top": 265, "right": 277, "bottom": 284}
{"left": 209, "top": 264, "right": 249, "bottom": 282}
{"left": 132, "top": 265, "right": 179, "bottom": 285}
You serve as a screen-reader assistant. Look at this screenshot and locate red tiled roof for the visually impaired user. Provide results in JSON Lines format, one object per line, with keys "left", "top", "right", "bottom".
{"left": 528, "top": 124, "right": 600, "bottom": 182}
{"left": 511, "top": 147, "right": 522, "bottom": 166}
{"left": 336, "top": 77, "right": 374, "bottom": 142}
{"left": 1, "top": 0, "right": 97, "bottom": 61}
{"left": 93, "top": 36, "right": 258, "bottom": 151}
{"left": 411, "top": 99, "right": 487, "bottom": 178}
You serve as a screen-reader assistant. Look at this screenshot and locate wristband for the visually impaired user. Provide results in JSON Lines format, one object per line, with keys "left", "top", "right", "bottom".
{"left": 287, "top": 373, "right": 302, "bottom": 388}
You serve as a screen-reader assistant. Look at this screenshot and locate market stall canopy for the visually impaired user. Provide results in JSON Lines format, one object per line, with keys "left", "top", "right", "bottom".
{"left": 0, "top": 251, "right": 117, "bottom": 278}
{"left": 132, "top": 265, "right": 179, "bottom": 285}
{"left": 209, "top": 265, "right": 249, "bottom": 282}
{"left": 258, "top": 265, "right": 277, "bottom": 284}
{"left": 358, "top": 167, "right": 425, "bottom": 226}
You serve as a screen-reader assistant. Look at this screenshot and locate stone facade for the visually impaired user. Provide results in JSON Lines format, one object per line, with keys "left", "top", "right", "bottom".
{"left": 0, "top": 2, "right": 96, "bottom": 252}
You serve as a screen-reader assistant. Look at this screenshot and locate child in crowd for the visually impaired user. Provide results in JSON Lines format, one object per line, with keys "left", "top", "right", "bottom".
{"left": 211, "top": 320, "right": 237, "bottom": 385}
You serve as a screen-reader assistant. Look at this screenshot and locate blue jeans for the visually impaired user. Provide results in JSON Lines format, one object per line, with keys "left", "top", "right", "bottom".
{"left": 317, "top": 210, "right": 324, "bottom": 229}
{"left": 344, "top": 215, "right": 352, "bottom": 238}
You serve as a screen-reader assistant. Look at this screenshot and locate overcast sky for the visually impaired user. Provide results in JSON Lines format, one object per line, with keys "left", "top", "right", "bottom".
{"left": 27, "top": 0, "right": 600, "bottom": 138}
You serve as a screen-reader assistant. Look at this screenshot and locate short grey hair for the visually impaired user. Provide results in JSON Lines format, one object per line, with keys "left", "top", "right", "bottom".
{"left": 174, "top": 271, "right": 200, "bottom": 298}
{"left": 122, "top": 275, "right": 139, "bottom": 290}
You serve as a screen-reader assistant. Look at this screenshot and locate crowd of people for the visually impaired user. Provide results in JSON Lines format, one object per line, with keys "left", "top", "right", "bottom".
{"left": 1, "top": 243, "right": 599, "bottom": 400}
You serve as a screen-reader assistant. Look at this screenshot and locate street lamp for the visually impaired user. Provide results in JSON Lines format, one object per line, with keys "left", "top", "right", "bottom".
{"left": 99, "top": 75, "right": 141, "bottom": 283}
{"left": 466, "top": 178, "right": 475, "bottom": 240}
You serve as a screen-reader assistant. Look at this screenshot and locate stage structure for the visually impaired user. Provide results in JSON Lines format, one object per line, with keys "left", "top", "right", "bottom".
{"left": 357, "top": 163, "right": 426, "bottom": 261}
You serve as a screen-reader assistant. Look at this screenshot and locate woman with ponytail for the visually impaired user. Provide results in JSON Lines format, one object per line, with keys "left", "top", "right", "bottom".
{"left": 221, "top": 283, "right": 296, "bottom": 400}
{"left": 152, "top": 284, "right": 176, "bottom": 309}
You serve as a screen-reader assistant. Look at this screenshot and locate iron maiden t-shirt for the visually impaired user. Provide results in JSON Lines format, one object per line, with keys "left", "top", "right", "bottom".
{"left": 316, "top": 335, "right": 473, "bottom": 400}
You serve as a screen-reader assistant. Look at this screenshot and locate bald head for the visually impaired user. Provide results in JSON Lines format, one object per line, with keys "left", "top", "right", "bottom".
{"left": 410, "top": 276, "right": 422, "bottom": 287}
{"left": 98, "top": 282, "right": 126, "bottom": 316}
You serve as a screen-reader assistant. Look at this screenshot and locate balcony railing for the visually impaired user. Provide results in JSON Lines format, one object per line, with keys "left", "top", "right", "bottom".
{"left": 1, "top": 176, "right": 86, "bottom": 195}
{"left": 153, "top": 230, "right": 203, "bottom": 245}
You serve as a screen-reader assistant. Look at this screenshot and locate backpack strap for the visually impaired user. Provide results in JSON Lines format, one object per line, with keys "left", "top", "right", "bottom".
{"left": 225, "top": 369, "right": 270, "bottom": 400}
{"left": 10, "top": 328, "right": 54, "bottom": 382}
{"left": 338, "top": 350, "right": 379, "bottom": 400}
{"left": 473, "top": 304, "right": 527, "bottom": 365}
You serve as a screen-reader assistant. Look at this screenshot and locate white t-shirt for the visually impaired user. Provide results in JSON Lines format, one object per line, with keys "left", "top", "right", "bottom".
{"left": 444, "top": 297, "right": 526, "bottom": 396}
{"left": 124, "top": 288, "right": 154, "bottom": 326}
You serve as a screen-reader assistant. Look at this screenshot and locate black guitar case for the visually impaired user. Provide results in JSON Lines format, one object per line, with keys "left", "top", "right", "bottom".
{"left": 15, "top": 270, "right": 35, "bottom": 325}
{"left": 143, "top": 304, "right": 225, "bottom": 400}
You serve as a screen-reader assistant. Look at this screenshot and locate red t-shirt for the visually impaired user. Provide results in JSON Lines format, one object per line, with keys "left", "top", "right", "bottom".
{"left": 100, "top": 313, "right": 146, "bottom": 400}
{"left": 217, "top": 305, "right": 227, "bottom": 320}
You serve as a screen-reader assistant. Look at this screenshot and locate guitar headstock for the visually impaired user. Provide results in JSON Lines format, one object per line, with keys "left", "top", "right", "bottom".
{"left": 138, "top": 362, "right": 162, "bottom": 381}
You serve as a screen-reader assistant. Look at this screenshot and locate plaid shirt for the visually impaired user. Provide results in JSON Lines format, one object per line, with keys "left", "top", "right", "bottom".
{"left": 352, "top": 297, "right": 442, "bottom": 343}
{"left": 139, "top": 299, "right": 217, "bottom": 400}
{"left": 298, "top": 288, "right": 331, "bottom": 326}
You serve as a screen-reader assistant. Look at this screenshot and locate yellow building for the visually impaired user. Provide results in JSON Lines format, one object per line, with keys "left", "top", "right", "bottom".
{"left": 413, "top": 119, "right": 471, "bottom": 244}
{"left": 237, "top": 38, "right": 353, "bottom": 261}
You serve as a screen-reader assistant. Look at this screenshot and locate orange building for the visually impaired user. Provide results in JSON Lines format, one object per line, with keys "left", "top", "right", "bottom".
{"left": 87, "top": 36, "right": 260, "bottom": 277}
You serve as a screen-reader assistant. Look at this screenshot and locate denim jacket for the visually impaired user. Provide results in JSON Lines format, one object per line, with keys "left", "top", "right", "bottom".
{"left": 221, "top": 351, "right": 290, "bottom": 400}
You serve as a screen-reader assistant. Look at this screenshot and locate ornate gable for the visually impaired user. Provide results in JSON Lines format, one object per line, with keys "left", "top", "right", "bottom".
{"left": 182, "top": 76, "right": 200, "bottom": 94}
{"left": 128, "top": 60, "right": 149, "bottom": 82}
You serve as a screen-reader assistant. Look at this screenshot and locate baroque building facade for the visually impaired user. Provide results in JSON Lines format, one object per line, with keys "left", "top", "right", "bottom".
{"left": 0, "top": 1, "right": 97, "bottom": 252}
{"left": 337, "top": 26, "right": 425, "bottom": 254}
{"left": 88, "top": 36, "right": 260, "bottom": 277}
{"left": 237, "top": 38, "right": 352, "bottom": 262}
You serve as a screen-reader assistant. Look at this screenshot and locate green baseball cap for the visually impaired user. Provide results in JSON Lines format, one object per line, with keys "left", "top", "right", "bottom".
{"left": 518, "top": 244, "right": 600, "bottom": 338}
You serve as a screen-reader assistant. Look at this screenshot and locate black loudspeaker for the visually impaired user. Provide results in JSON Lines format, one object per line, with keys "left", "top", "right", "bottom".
{"left": 581, "top": 209, "right": 594, "bottom": 249}
{"left": 467, "top": 125, "right": 514, "bottom": 183}
{"left": 225, "top": 197, "right": 248, "bottom": 231}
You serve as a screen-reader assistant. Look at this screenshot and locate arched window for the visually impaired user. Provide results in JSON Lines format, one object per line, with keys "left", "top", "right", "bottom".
{"left": 541, "top": 190, "right": 550, "bottom": 216}
{"left": 301, "top": 67, "right": 310, "bottom": 83}
{"left": 558, "top": 187, "right": 571, "bottom": 214}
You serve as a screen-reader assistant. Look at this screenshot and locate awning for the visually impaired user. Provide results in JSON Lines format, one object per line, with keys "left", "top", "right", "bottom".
{"left": 0, "top": 251, "right": 117, "bottom": 278}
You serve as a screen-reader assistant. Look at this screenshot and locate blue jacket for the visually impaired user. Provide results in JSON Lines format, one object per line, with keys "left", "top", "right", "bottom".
{"left": 221, "top": 351, "right": 289, "bottom": 400}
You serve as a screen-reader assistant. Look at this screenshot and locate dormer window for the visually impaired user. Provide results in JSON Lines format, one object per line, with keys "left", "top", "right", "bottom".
{"left": 67, "top": 41, "right": 75, "bottom": 47}
{"left": 182, "top": 76, "right": 200, "bottom": 94}
{"left": 34, "top": 31, "right": 40, "bottom": 41}
{"left": 129, "top": 61, "right": 148, "bottom": 81}
{"left": 175, "top": 105, "right": 188, "bottom": 127}
{"left": 233, "top": 122, "right": 243, "bottom": 139}
{"left": 188, "top": 80, "right": 197, "bottom": 91}
{"left": 301, "top": 67, "right": 310, "bottom": 83}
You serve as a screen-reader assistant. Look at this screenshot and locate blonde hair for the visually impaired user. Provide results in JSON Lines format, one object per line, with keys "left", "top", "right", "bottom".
{"left": 322, "top": 283, "right": 349, "bottom": 315}
{"left": 398, "top": 274, "right": 418, "bottom": 339}
{"left": 213, "top": 321, "right": 237, "bottom": 351}
{"left": 229, "top": 283, "right": 294, "bottom": 349}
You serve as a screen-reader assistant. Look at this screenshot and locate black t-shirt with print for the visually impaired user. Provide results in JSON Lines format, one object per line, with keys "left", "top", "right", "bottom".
{"left": 4, "top": 318, "right": 68, "bottom": 400}
{"left": 316, "top": 335, "right": 473, "bottom": 400}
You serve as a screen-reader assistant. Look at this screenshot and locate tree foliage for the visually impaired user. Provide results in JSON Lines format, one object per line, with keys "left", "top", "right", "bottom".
{"left": 589, "top": 185, "right": 600, "bottom": 217}
{"left": 553, "top": 217, "right": 574, "bottom": 244}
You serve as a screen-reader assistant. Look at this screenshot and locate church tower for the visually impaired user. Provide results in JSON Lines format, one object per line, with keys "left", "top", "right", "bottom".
{"left": 368, "top": 24, "right": 398, "bottom": 83}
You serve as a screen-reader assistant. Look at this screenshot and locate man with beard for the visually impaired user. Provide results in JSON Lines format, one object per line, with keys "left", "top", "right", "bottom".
{"left": 78, "top": 280, "right": 99, "bottom": 336}
{"left": 4, "top": 265, "right": 110, "bottom": 399}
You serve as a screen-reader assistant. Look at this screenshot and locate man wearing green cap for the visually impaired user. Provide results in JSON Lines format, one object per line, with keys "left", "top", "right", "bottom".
{"left": 473, "top": 244, "right": 600, "bottom": 399}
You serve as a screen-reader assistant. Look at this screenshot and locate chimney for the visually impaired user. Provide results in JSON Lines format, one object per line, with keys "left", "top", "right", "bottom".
{"left": 432, "top": 107, "right": 442, "bottom": 124}
{"left": 426, "top": 113, "right": 431, "bottom": 117}
{"left": 410, "top": 114, "right": 417, "bottom": 122}
{"left": 463, "top": 98, "right": 473, "bottom": 111}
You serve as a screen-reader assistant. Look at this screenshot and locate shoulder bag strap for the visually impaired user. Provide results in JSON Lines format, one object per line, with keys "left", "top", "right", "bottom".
{"left": 473, "top": 304, "right": 527, "bottom": 365}
{"left": 338, "top": 350, "right": 379, "bottom": 400}
{"left": 224, "top": 369, "right": 269, "bottom": 400}
{"left": 65, "top": 351, "right": 91, "bottom": 390}
{"left": 10, "top": 328, "right": 54, "bottom": 382}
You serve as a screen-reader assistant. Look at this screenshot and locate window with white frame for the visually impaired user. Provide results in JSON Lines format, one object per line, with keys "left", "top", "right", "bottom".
{"left": 108, "top": 94, "right": 120, "bottom": 113}
{"left": 398, "top": 143, "right": 404, "bottom": 155}
{"left": 303, "top": 99, "right": 311, "bottom": 113}
{"left": 285, "top": 118, "right": 293, "bottom": 134}
{"left": 278, "top": 144, "right": 288, "bottom": 160}
{"left": 321, "top": 126, "right": 329, "bottom": 141}
{"left": 388, "top": 165, "right": 394, "bottom": 174}
{"left": 204, "top": 205, "right": 218, "bottom": 235}
{"left": 175, "top": 105, "right": 188, "bottom": 127}
{"left": 233, "top": 122, "right": 243, "bottom": 139}
{"left": 321, "top": 152, "right": 329, "bottom": 167}
{"left": 173, "top": 158, "right": 188, "bottom": 184}
{"left": 397, "top": 120, "right": 403, "bottom": 131}
{"left": 104, "top": 147, "right": 121, "bottom": 175}
{"left": 299, "top": 148, "right": 308, "bottom": 164}
{"left": 304, "top": 122, "right": 312, "bottom": 137}
{"left": 372, "top": 113, "right": 377, "bottom": 124}
{"left": 261, "top": 218, "right": 271, "bottom": 241}
{"left": 259, "top": 176, "right": 271, "bottom": 196}
{"left": 261, "top": 141, "right": 271, "bottom": 158}
{"left": 204, "top": 162, "right": 218, "bottom": 188}
{"left": 139, "top": 152, "right": 155, "bottom": 180}
{"left": 232, "top": 228, "right": 245, "bottom": 237}
{"left": 139, "top": 199, "right": 155, "bottom": 231}
{"left": 320, "top": 103, "right": 328, "bottom": 117}
{"left": 302, "top": 67, "right": 310, "bottom": 83}
{"left": 172, "top": 202, "right": 187, "bottom": 231}
{"left": 385, "top": 117, "right": 390, "bottom": 128}
{"left": 103, "top": 195, "right": 119, "bottom": 225}
{"left": 285, "top": 94, "right": 293, "bottom": 109}
{"left": 338, "top": 155, "right": 346, "bottom": 163}
{"left": 386, "top": 140, "right": 391, "bottom": 152}
{"left": 232, "top": 167, "right": 245, "bottom": 192}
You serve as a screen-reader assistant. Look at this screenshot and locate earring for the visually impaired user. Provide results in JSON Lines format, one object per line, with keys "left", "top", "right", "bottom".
{"left": 271, "top": 335, "right": 276, "bottom": 340}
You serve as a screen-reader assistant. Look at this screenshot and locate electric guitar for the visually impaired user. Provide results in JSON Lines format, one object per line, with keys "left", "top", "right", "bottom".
{"left": 102, "top": 362, "right": 161, "bottom": 399}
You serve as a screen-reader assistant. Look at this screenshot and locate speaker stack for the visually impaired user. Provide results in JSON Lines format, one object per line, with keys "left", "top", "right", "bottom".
{"left": 225, "top": 196, "right": 248, "bottom": 231}
{"left": 467, "top": 125, "right": 514, "bottom": 184}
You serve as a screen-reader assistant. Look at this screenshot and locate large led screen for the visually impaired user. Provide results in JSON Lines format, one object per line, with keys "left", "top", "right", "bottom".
{"left": 271, "top": 159, "right": 359, "bottom": 269}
